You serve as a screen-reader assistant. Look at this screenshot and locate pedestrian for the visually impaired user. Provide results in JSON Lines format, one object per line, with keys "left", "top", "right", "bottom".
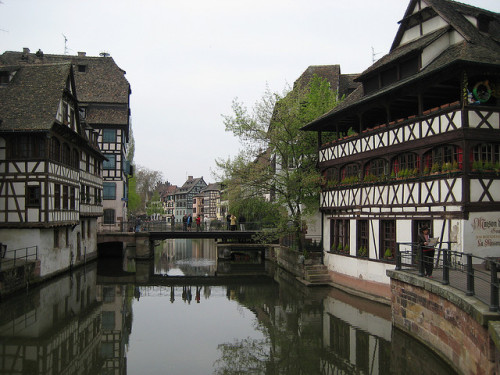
{"left": 418, "top": 225, "right": 435, "bottom": 277}
{"left": 187, "top": 214, "right": 192, "bottom": 231}
{"left": 182, "top": 214, "right": 187, "bottom": 231}
{"left": 230, "top": 214, "right": 237, "bottom": 231}
{"left": 171, "top": 214, "right": 175, "bottom": 231}
{"left": 226, "top": 213, "right": 231, "bottom": 230}
{"left": 204, "top": 215, "right": 210, "bottom": 231}
{"left": 196, "top": 215, "right": 201, "bottom": 232}
{"left": 239, "top": 214, "right": 246, "bottom": 231}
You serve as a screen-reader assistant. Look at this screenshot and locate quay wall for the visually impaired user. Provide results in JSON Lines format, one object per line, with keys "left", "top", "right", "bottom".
{"left": 388, "top": 270, "right": 500, "bottom": 375}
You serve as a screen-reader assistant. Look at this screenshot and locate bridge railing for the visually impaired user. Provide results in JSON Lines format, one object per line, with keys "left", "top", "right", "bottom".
{"left": 0, "top": 244, "right": 38, "bottom": 269}
{"left": 395, "top": 242, "right": 500, "bottom": 312}
{"left": 121, "top": 220, "right": 266, "bottom": 232}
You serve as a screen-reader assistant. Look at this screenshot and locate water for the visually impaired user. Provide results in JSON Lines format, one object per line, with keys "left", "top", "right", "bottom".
{"left": 0, "top": 239, "right": 458, "bottom": 374}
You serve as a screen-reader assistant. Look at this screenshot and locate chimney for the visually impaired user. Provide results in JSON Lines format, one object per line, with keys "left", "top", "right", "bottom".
{"left": 78, "top": 51, "right": 86, "bottom": 57}
{"left": 23, "top": 47, "right": 30, "bottom": 54}
{"left": 188, "top": 176, "right": 193, "bottom": 181}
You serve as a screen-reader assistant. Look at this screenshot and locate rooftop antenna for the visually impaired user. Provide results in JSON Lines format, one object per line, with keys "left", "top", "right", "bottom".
{"left": 62, "top": 34, "right": 69, "bottom": 55}
{"left": 372, "top": 46, "right": 382, "bottom": 63}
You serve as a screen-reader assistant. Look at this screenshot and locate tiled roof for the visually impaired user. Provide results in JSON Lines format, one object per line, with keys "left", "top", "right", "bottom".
{"left": 303, "top": 0, "right": 500, "bottom": 131}
{"left": 0, "top": 63, "right": 71, "bottom": 131}
{"left": 293, "top": 65, "right": 360, "bottom": 98}
{"left": 0, "top": 51, "right": 130, "bottom": 104}
{"left": 86, "top": 106, "right": 129, "bottom": 125}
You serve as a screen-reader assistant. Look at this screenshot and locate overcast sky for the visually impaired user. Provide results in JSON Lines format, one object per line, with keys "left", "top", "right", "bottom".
{"left": 1, "top": 0, "right": 499, "bottom": 186}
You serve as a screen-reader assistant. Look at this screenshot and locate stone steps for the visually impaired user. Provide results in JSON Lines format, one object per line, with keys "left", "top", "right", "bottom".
{"left": 304, "top": 265, "right": 331, "bottom": 285}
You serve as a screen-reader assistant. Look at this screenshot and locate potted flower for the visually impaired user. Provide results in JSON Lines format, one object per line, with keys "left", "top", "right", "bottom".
{"left": 344, "top": 244, "right": 350, "bottom": 255}
{"left": 431, "top": 162, "right": 441, "bottom": 174}
{"left": 384, "top": 248, "right": 393, "bottom": 260}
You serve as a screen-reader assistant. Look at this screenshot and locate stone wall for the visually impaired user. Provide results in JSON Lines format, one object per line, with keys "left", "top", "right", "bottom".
{"left": 275, "top": 247, "right": 322, "bottom": 278}
{"left": 389, "top": 271, "right": 500, "bottom": 375}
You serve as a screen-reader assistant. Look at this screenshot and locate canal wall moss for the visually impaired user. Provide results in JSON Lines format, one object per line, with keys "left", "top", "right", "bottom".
{"left": 388, "top": 270, "right": 500, "bottom": 375}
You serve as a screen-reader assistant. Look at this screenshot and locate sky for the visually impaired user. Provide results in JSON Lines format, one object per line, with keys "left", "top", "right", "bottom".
{"left": 1, "top": 0, "right": 499, "bottom": 186}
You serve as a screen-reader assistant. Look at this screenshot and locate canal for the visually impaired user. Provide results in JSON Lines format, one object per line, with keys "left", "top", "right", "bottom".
{"left": 0, "top": 239, "right": 457, "bottom": 374}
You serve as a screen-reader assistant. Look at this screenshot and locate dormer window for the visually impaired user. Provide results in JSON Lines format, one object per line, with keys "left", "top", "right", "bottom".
{"left": 77, "top": 65, "right": 87, "bottom": 73}
{"left": 0, "top": 71, "right": 10, "bottom": 85}
{"left": 477, "top": 15, "right": 490, "bottom": 33}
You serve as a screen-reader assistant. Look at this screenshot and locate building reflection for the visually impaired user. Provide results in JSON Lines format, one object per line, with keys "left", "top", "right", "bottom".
{"left": 0, "top": 264, "right": 104, "bottom": 374}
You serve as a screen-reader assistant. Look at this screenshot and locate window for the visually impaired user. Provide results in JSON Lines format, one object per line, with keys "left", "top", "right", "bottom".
{"left": 357, "top": 220, "right": 369, "bottom": 256}
{"left": 72, "top": 149, "right": 79, "bottom": 169}
{"left": 63, "top": 185, "right": 68, "bottom": 210}
{"left": 103, "top": 183, "right": 116, "bottom": 200}
{"left": 103, "top": 154, "right": 116, "bottom": 169}
{"left": 77, "top": 64, "right": 87, "bottom": 73}
{"left": 364, "top": 159, "right": 387, "bottom": 181}
{"left": 380, "top": 220, "right": 396, "bottom": 259}
{"left": 102, "top": 129, "right": 117, "bottom": 142}
{"left": 423, "top": 145, "right": 463, "bottom": 172}
{"left": 26, "top": 185, "right": 41, "bottom": 207}
{"left": 472, "top": 143, "right": 499, "bottom": 164}
{"left": 50, "top": 137, "right": 60, "bottom": 162}
{"left": 61, "top": 143, "right": 70, "bottom": 165}
{"left": 392, "top": 153, "right": 419, "bottom": 176}
{"left": 103, "top": 209, "right": 115, "bottom": 225}
{"left": 70, "top": 187, "right": 75, "bottom": 210}
{"left": 9, "top": 135, "right": 45, "bottom": 159}
{"left": 54, "top": 184, "right": 60, "bottom": 209}
{"left": 341, "top": 164, "right": 359, "bottom": 183}
{"left": 330, "top": 219, "right": 350, "bottom": 253}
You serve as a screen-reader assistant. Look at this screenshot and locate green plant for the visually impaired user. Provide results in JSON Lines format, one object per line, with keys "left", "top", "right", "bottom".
{"left": 391, "top": 170, "right": 396, "bottom": 179}
{"left": 423, "top": 165, "right": 430, "bottom": 175}
{"left": 472, "top": 160, "right": 483, "bottom": 171}
{"left": 384, "top": 248, "right": 393, "bottom": 259}
{"left": 344, "top": 244, "right": 349, "bottom": 254}
{"left": 337, "top": 243, "right": 343, "bottom": 252}
{"left": 431, "top": 162, "right": 440, "bottom": 174}
{"left": 358, "top": 246, "right": 367, "bottom": 257}
{"left": 452, "top": 160, "right": 459, "bottom": 171}
{"left": 484, "top": 161, "right": 494, "bottom": 171}
{"left": 442, "top": 162, "right": 452, "bottom": 172}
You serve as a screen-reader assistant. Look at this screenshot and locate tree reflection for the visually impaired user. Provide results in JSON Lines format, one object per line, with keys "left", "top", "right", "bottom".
{"left": 213, "top": 336, "right": 270, "bottom": 375}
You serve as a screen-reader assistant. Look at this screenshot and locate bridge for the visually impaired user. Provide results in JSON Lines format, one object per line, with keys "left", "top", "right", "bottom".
{"left": 97, "top": 222, "right": 268, "bottom": 259}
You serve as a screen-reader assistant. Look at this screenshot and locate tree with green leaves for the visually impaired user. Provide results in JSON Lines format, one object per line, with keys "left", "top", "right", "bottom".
{"left": 217, "top": 75, "right": 340, "bottom": 250}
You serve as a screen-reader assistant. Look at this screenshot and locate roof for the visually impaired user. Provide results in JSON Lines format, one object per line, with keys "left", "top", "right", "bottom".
{"left": 293, "top": 65, "right": 360, "bottom": 98}
{"left": 0, "top": 51, "right": 130, "bottom": 104}
{"left": 0, "top": 63, "right": 72, "bottom": 131}
{"left": 175, "top": 176, "right": 207, "bottom": 194}
{"left": 303, "top": 0, "right": 500, "bottom": 132}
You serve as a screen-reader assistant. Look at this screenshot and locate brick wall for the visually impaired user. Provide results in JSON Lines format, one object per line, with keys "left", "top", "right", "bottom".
{"left": 391, "top": 278, "right": 500, "bottom": 375}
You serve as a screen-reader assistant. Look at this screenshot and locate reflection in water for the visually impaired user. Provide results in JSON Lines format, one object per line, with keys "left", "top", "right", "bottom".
{"left": 0, "top": 239, "right": 457, "bottom": 374}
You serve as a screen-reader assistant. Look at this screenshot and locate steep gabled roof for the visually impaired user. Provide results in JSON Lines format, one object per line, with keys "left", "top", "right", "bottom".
{"left": 0, "top": 51, "right": 130, "bottom": 104}
{"left": 293, "top": 65, "right": 360, "bottom": 98}
{"left": 0, "top": 63, "right": 72, "bottom": 131}
{"left": 303, "top": 0, "right": 500, "bottom": 132}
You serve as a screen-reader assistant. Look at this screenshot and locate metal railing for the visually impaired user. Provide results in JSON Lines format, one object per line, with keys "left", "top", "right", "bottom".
{"left": 395, "top": 242, "right": 500, "bottom": 312}
{"left": 0, "top": 244, "right": 38, "bottom": 269}
{"left": 118, "top": 220, "right": 267, "bottom": 233}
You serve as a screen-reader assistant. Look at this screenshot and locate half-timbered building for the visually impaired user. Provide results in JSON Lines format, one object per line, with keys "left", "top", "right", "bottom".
{"left": 1, "top": 49, "right": 132, "bottom": 232}
{"left": 0, "top": 62, "right": 104, "bottom": 277}
{"left": 302, "top": 0, "right": 500, "bottom": 290}
{"left": 173, "top": 176, "right": 207, "bottom": 221}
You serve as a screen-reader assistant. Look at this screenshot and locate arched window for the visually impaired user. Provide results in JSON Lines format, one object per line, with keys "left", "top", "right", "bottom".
{"left": 341, "top": 164, "right": 359, "bottom": 183}
{"left": 364, "top": 159, "right": 387, "bottom": 181}
{"left": 72, "top": 149, "right": 79, "bottom": 169}
{"left": 423, "top": 145, "right": 463, "bottom": 172}
{"left": 322, "top": 167, "right": 338, "bottom": 187}
{"left": 61, "top": 143, "right": 70, "bottom": 166}
{"left": 392, "top": 153, "right": 419, "bottom": 176}
{"left": 50, "top": 137, "right": 60, "bottom": 162}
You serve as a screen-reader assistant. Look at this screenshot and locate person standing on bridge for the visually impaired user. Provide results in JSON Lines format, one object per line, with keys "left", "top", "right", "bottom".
{"left": 226, "top": 213, "right": 231, "bottom": 230}
{"left": 196, "top": 215, "right": 201, "bottom": 232}
{"left": 171, "top": 214, "right": 175, "bottom": 231}
{"left": 182, "top": 214, "right": 188, "bottom": 231}
{"left": 187, "top": 214, "right": 193, "bottom": 231}
{"left": 230, "top": 214, "right": 237, "bottom": 231}
{"left": 418, "top": 225, "right": 435, "bottom": 277}
{"left": 204, "top": 215, "right": 210, "bottom": 231}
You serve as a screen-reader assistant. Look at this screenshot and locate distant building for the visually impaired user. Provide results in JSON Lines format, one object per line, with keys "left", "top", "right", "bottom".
{"left": 1, "top": 49, "right": 133, "bottom": 232}
{"left": 173, "top": 176, "right": 207, "bottom": 221}
{"left": 201, "top": 183, "right": 222, "bottom": 221}
{"left": 158, "top": 182, "right": 177, "bottom": 222}
{"left": 0, "top": 62, "right": 104, "bottom": 277}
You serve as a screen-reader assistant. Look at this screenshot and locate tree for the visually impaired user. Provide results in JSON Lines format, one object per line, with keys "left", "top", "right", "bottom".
{"left": 217, "top": 75, "right": 339, "bottom": 250}
{"left": 127, "top": 165, "right": 164, "bottom": 218}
